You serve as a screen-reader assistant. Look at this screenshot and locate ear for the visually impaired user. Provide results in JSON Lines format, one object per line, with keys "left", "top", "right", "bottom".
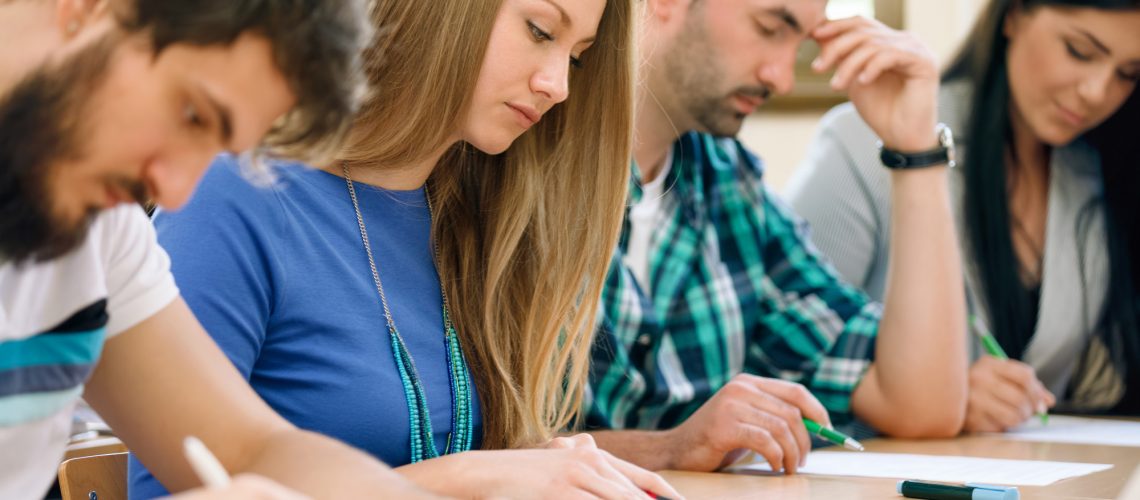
{"left": 645, "top": 0, "right": 692, "bottom": 24}
{"left": 55, "top": 0, "right": 108, "bottom": 39}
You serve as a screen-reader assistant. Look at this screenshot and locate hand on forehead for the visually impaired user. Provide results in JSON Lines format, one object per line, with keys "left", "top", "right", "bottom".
{"left": 741, "top": 0, "right": 829, "bottom": 37}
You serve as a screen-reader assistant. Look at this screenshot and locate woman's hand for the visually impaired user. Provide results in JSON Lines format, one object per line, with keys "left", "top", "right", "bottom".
{"left": 964, "top": 356, "right": 1056, "bottom": 433}
{"left": 400, "top": 433, "right": 683, "bottom": 499}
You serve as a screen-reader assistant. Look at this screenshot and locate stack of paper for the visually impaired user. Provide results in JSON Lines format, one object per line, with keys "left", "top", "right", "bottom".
{"left": 999, "top": 416, "right": 1140, "bottom": 447}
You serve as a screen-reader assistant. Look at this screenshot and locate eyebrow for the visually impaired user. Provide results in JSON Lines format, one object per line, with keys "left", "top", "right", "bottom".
{"left": 1074, "top": 28, "right": 1111, "bottom": 55}
{"left": 195, "top": 83, "right": 235, "bottom": 150}
{"left": 540, "top": 0, "right": 597, "bottom": 44}
{"left": 541, "top": 0, "right": 571, "bottom": 27}
{"left": 764, "top": 6, "right": 804, "bottom": 34}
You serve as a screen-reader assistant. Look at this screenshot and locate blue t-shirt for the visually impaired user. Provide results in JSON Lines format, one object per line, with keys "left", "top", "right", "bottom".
{"left": 128, "top": 157, "right": 482, "bottom": 498}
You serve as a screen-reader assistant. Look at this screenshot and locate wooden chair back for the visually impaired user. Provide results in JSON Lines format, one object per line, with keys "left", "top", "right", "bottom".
{"left": 58, "top": 452, "right": 128, "bottom": 500}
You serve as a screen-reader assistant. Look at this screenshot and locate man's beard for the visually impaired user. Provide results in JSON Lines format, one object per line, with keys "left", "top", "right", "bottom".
{"left": 0, "top": 35, "right": 120, "bottom": 263}
{"left": 662, "top": 9, "right": 772, "bottom": 138}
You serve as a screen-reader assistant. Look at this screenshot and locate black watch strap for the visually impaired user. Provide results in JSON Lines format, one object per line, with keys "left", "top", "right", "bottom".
{"left": 879, "top": 147, "right": 949, "bottom": 169}
{"left": 878, "top": 123, "right": 956, "bottom": 169}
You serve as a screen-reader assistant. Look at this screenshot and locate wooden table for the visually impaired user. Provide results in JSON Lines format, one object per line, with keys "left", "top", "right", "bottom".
{"left": 660, "top": 433, "right": 1140, "bottom": 499}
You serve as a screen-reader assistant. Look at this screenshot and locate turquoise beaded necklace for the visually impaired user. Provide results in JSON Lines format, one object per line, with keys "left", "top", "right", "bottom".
{"left": 342, "top": 163, "right": 475, "bottom": 463}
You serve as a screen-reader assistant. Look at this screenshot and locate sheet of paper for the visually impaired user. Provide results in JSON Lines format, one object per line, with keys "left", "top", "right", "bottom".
{"left": 996, "top": 416, "right": 1140, "bottom": 447}
{"left": 1121, "top": 466, "right": 1140, "bottom": 500}
{"left": 732, "top": 451, "right": 1111, "bottom": 486}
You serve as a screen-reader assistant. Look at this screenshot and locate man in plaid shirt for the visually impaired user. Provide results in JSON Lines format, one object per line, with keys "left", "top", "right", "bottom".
{"left": 585, "top": 0, "right": 969, "bottom": 474}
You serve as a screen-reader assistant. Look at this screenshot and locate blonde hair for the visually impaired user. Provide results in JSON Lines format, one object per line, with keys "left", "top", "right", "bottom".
{"left": 340, "top": 0, "right": 636, "bottom": 448}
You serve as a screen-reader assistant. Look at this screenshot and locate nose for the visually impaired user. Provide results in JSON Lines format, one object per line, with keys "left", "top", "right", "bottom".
{"left": 531, "top": 54, "right": 571, "bottom": 105}
{"left": 757, "top": 45, "right": 798, "bottom": 96}
{"left": 145, "top": 144, "right": 221, "bottom": 210}
{"left": 1076, "top": 66, "right": 1114, "bottom": 108}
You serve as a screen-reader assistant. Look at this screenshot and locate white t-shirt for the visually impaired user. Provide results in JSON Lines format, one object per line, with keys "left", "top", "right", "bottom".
{"left": 0, "top": 204, "right": 178, "bottom": 499}
{"left": 624, "top": 151, "right": 674, "bottom": 293}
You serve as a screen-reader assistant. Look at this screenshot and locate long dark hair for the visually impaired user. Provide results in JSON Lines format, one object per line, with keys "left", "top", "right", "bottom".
{"left": 944, "top": 0, "right": 1140, "bottom": 413}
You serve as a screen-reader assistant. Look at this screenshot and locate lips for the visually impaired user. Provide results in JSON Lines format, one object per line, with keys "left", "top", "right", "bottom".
{"left": 507, "top": 103, "right": 540, "bottom": 128}
{"left": 732, "top": 93, "right": 765, "bottom": 115}
{"left": 1056, "top": 102, "right": 1086, "bottom": 127}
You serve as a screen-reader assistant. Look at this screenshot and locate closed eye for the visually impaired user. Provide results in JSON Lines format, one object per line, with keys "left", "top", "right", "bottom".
{"left": 528, "top": 21, "right": 554, "bottom": 42}
{"left": 755, "top": 20, "right": 780, "bottom": 38}
{"left": 1065, "top": 40, "right": 1093, "bottom": 62}
{"left": 529, "top": 20, "right": 582, "bottom": 69}
{"left": 183, "top": 102, "right": 206, "bottom": 129}
{"left": 1117, "top": 69, "right": 1140, "bottom": 83}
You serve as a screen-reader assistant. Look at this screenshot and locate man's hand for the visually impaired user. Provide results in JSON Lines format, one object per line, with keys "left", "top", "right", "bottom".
{"left": 812, "top": 17, "right": 941, "bottom": 152}
{"left": 662, "top": 374, "right": 831, "bottom": 474}
{"left": 964, "top": 356, "right": 1056, "bottom": 433}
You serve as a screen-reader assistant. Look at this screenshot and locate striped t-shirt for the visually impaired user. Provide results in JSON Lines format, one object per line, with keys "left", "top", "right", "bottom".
{"left": 0, "top": 204, "right": 177, "bottom": 499}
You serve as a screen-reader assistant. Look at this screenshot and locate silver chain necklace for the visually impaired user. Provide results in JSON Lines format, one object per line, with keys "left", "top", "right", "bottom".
{"left": 340, "top": 161, "right": 473, "bottom": 461}
{"left": 341, "top": 162, "right": 456, "bottom": 333}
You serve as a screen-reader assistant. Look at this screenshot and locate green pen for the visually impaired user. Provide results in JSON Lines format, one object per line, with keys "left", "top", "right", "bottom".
{"left": 803, "top": 418, "right": 864, "bottom": 451}
{"left": 968, "top": 314, "right": 1049, "bottom": 425}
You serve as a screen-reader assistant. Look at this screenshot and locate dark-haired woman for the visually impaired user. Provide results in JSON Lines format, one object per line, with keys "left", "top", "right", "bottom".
{"left": 787, "top": 0, "right": 1140, "bottom": 432}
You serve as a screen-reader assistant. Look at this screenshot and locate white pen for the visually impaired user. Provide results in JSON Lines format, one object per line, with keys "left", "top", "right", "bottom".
{"left": 183, "top": 436, "right": 232, "bottom": 488}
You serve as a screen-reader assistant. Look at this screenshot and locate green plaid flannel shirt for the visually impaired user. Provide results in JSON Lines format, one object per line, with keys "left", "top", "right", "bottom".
{"left": 586, "top": 132, "right": 882, "bottom": 431}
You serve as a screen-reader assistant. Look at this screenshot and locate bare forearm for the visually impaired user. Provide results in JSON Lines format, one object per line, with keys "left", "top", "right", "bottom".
{"left": 867, "top": 168, "right": 967, "bottom": 436}
{"left": 244, "top": 428, "right": 442, "bottom": 498}
{"left": 396, "top": 455, "right": 463, "bottom": 497}
{"left": 587, "top": 430, "right": 674, "bottom": 471}
{"left": 86, "top": 303, "right": 444, "bottom": 498}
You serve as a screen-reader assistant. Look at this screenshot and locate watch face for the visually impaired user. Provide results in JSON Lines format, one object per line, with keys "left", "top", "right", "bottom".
{"left": 937, "top": 124, "right": 957, "bottom": 168}
{"left": 938, "top": 124, "right": 954, "bottom": 148}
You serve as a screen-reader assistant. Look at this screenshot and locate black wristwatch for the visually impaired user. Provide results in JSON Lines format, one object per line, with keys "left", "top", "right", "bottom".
{"left": 878, "top": 123, "right": 956, "bottom": 169}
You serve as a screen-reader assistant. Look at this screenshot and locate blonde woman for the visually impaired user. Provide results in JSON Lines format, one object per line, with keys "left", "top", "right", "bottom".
{"left": 128, "top": 0, "right": 681, "bottom": 498}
